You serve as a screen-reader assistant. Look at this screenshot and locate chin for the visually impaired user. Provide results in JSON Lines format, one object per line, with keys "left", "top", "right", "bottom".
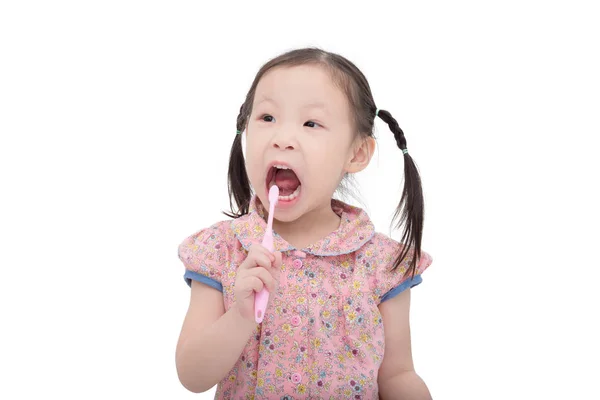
{"left": 270, "top": 205, "right": 305, "bottom": 223}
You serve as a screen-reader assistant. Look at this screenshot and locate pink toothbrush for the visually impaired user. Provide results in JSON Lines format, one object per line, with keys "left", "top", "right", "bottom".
{"left": 254, "top": 185, "right": 279, "bottom": 323}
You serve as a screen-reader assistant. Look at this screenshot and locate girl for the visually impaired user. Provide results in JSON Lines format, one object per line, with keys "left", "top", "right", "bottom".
{"left": 176, "top": 48, "right": 434, "bottom": 400}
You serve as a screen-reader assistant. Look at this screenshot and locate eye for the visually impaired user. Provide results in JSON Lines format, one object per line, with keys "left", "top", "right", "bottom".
{"left": 259, "top": 115, "right": 321, "bottom": 127}
{"left": 304, "top": 120, "right": 321, "bottom": 128}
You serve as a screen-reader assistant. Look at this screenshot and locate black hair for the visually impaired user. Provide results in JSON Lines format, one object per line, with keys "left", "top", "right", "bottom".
{"left": 223, "top": 47, "right": 426, "bottom": 278}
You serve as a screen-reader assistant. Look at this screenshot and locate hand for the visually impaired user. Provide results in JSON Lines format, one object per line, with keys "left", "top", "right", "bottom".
{"left": 234, "top": 243, "right": 282, "bottom": 323}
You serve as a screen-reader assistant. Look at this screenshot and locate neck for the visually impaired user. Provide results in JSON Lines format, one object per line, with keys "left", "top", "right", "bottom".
{"left": 270, "top": 201, "right": 341, "bottom": 249}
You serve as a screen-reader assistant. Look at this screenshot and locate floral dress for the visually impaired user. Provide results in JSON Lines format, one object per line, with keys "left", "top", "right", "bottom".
{"left": 178, "top": 195, "right": 433, "bottom": 399}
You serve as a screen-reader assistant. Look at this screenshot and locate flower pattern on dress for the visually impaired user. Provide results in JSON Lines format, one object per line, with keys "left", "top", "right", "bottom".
{"left": 178, "top": 195, "right": 433, "bottom": 399}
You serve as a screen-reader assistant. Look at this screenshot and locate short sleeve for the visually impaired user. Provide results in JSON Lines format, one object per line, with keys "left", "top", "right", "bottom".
{"left": 177, "top": 222, "right": 230, "bottom": 291}
{"left": 377, "top": 242, "right": 433, "bottom": 303}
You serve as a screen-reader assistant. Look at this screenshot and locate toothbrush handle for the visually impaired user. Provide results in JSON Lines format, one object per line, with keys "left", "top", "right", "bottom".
{"left": 255, "top": 288, "right": 269, "bottom": 323}
{"left": 254, "top": 233, "right": 274, "bottom": 323}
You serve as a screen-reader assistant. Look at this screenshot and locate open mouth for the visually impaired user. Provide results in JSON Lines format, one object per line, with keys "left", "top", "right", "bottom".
{"left": 266, "top": 164, "right": 302, "bottom": 202}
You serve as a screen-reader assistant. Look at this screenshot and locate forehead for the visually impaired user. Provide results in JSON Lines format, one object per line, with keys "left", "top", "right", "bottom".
{"left": 253, "top": 64, "right": 349, "bottom": 114}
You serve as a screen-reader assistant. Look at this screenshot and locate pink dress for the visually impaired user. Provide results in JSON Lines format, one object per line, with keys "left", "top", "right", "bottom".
{"left": 178, "top": 195, "right": 433, "bottom": 399}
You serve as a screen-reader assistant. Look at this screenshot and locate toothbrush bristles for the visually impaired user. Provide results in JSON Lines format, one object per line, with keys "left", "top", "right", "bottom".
{"left": 269, "top": 185, "right": 280, "bottom": 203}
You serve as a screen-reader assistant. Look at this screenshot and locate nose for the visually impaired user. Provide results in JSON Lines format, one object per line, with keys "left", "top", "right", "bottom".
{"left": 272, "top": 130, "right": 296, "bottom": 150}
{"left": 273, "top": 141, "right": 294, "bottom": 150}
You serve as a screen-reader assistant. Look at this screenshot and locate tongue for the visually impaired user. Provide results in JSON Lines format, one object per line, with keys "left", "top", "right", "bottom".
{"left": 274, "top": 169, "right": 301, "bottom": 195}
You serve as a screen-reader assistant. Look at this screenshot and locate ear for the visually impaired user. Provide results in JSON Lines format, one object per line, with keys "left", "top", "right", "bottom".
{"left": 345, "top": 136, "right": 376, "bottom": 173}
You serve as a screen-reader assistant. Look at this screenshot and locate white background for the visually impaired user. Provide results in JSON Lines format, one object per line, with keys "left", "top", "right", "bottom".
{"left": 1, "top": 1, "right": 599, "bottom": 399}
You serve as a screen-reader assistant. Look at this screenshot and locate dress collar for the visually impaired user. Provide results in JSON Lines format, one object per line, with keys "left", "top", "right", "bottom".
{"left": 230, "top": 195, "right": 375, "bottom": 256}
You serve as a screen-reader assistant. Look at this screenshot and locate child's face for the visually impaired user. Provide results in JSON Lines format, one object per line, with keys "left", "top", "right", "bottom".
{"left": 245, "top": 64, "right": 363, "bottom": 222}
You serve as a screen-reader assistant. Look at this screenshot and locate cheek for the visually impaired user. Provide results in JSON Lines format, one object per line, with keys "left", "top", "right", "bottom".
{"left": 245, "top": 124, "right": 269, "bottom": 149}
{"left": 304, "top": 148, "right": 349, "bottom": 191}
{"left": 244, "top": 136, "right": 267, "bottom": 186}
{"left": 307, "top": 140, "right": 350, "bottom": 169}
{"left": 245, "top": 129, "right": 264, "bottom": 157}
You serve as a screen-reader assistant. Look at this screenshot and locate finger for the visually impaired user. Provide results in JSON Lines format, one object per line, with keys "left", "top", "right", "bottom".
{"left": 247, "top": 276, "right": 264, "bottom": 294}
{"left": 256, "top": 249, "right": 280, "bottom": 272}
{"left": 239, "top": 248, "right": 272, "bottom": 271}
{"left": 253, "top": 252, "right": 274, "bottom": 270}
{"left": 249, "top": 267, "right": 274, "bottom": 288}
{"left": 253, "top": 243, "right": 276, "bottom": 263}
{"left": 270, "top": 251, "right": 282, "bottom": 281}
{"left": 248, "top": 267, "right": 276, "bottom": 292}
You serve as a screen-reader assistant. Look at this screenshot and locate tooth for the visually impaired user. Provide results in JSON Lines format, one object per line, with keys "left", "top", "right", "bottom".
{"left": 278, "top": 185, "right": 301, "bottom": 201}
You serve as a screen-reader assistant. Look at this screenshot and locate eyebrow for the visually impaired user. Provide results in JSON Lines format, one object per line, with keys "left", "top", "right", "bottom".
{"left": 254, "top": 97, "right": 329, "bottom": 114}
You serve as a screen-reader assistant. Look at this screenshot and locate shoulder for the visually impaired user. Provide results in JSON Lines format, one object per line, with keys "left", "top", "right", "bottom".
{"left": 359, "top": 231, "right": 400, "bottom": 265}
{"left": 178, "top": 220, "right": 234, "bottom": 248}
{"left": 177, "top": 219, "right": 237, "bottom": 269}
{"left": 362, "top": 231, "right": 433, "bottom": 272}
{"left": 359, "top": 232, "right": 402, "bottom": 279}
{"left": 360, "top": 232, "right": 433, "bottom": 303}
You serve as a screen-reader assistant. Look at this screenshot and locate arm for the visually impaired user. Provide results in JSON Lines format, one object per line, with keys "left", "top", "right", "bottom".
{"left": 175, "top": 280, "right": 257, "bottom": 393}
{"left": 377, "top": 288, "right": 432, "bottom": 400}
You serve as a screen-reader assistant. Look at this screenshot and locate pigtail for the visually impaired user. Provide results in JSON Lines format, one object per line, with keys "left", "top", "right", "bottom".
{"left": 376, "top": 109, "right": 425, "bottom": 279}
{"left": 223, "top": 105, "right": 252, "bottom": 218}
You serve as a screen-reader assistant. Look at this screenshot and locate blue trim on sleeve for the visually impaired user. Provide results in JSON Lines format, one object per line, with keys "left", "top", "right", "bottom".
{"left": 183, "top": 270, "right": 223, "bottom": 292}
{"left": 380, "top": 274, "right": 423, "bottom": 302}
